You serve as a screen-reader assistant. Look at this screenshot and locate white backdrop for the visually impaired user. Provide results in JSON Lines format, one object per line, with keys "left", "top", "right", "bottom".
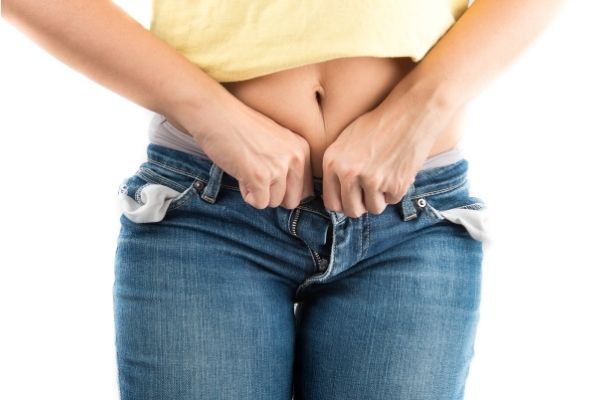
{"left": 1, "top": 1, "right": 598, "bottom": 399}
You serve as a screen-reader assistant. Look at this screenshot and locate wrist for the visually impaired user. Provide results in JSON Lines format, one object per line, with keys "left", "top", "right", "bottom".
{"left": 388, "top": 67, "right": 460, "bottom": 115}
{"left": 375, "top": 69, "right": 462, "bottom": 143}
{"left": 160, "top": 77, "right": 241, "bottom": 146}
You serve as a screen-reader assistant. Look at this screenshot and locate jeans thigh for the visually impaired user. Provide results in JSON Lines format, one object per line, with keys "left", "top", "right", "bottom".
{"left": 113, "top": 195, "right": 296, "bottom": 400}
{"left": 293, "top": 222, "right": 483, "bottom": 400}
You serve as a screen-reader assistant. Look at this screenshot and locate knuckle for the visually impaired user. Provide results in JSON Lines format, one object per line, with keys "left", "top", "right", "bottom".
{"left": 249, "top": 169, "right": 269, "bottom": 184}
{"left": 388, "top": 177, "right": 405, "bottom": 194}
{"left": 267, "top": 160, "right": 288, "bottom": 180}
{"left": 339, "top": 166, "right": 360, "bottom": 181}
{"left": 274, "top": 164, "right": 288, "bottom": 180}
{"left": 288, "top": 150, "right": 305, "bottom": 167}
{"left": 362, "top": 174, "right": 384, "bottom": 190}
{"left": 322, "top": 149, "right": 335, "bottom": 167}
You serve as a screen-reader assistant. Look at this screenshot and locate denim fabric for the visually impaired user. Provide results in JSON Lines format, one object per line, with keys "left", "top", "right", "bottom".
{"left": 113, "top": 143, "right": 490, "bottom": 400}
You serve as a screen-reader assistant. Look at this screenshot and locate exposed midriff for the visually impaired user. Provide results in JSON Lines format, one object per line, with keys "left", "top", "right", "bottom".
{"left": 164, "top": 55, "right": 465, "bottom": 178}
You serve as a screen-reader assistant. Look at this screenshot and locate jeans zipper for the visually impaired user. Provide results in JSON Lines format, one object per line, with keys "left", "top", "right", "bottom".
{"left": 290, "top": 208, "right": 326, "bottom": 272}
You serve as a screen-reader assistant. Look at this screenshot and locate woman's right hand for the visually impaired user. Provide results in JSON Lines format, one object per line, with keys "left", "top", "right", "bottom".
{"left": 182, "top": 102, "right": 315, "bottom": 210}
{"left": 1, "top": 0, "right": 314, "bottom": 210}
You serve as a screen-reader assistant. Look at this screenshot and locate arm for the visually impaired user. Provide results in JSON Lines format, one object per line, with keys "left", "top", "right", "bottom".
{"left": 2, "top": 0, "right": 317, "bottom": 209}
{"left": 377, "top": 0, "right": 568, "bottom": 132}
{"left": 1, "top": 0, "right": 239, "bottom": 141}
{"left": 321, "top": 0, "right": 566, "bottom": 216}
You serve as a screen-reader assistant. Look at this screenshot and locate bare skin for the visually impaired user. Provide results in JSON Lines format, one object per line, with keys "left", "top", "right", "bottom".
{"left": 3, "top": 0, "right": 565, "bottom": 216}
{"left": 166, "top": 56, "right": 465, "bottom": 179}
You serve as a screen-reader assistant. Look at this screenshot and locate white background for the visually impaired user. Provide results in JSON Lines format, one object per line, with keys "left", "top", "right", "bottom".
{"left": 1, "top": 1, "right": 598, "bottom": 399}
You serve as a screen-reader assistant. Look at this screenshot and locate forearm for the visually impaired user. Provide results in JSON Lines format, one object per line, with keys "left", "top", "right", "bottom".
{"left": 1, "top": 0, "right": 239, "bottom": 140}
{"left": 379, "top": 0, "right": 567, "bottom": 130}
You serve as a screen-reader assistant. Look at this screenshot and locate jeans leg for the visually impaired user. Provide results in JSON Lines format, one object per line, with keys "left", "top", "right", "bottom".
{"left": 293, "top": 221, "right": 483, "bottom": 400}
{"left": 113, "top": 211, "right": 297, "bottom": 400}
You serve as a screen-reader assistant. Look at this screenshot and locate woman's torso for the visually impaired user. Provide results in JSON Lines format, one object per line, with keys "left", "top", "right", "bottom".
{"left": 165, "top": 55, "right": 466, "bottom": 178}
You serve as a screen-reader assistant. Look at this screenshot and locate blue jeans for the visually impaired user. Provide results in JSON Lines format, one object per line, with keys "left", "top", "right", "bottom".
{"left": 113, "top": 143, "right": 490, "bottom": 400}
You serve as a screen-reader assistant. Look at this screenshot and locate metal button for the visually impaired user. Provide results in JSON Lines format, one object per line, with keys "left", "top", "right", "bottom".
{"left": 193, "top": 181, "right": 203, "bottom": 189}
{"left": 416, "top": 198, "right": 427, "bottom": 208}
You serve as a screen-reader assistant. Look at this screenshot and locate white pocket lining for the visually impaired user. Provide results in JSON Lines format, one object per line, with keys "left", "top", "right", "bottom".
{"left": 425, "top": 201, "right": 492, "bottom": 245}
{"left": 117, "top": 183, "right": 183, "bottom": 223}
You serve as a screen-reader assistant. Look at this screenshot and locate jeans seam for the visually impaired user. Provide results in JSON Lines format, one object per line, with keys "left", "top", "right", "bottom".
{"left": 147, "top": 159, "right": 241, "bottom": 192}
{"left": 132, "top": 178, "right": 197, "bottom": 212}
{"left": 361, "top": 212, "right": 370, "bottom": 260}
{"left": 134, "top": 182, "right": 153, "bottom": 205}
{"left": 409, "top": 178, "right": 467, "bottom": 200}
{"left": 137, "top": 167, "right": 188, "bottom": 192}
{"left": 168, "top": 189, "right": 196, "bottom": 211}
{"left": 297, "top": 205, "right": 330, "bottom": 220}
{"left": 455, "top": 202, "right": 486, "bottom": 210}
{"left": 147, "top": 158, "right": 200, "bottom": 179}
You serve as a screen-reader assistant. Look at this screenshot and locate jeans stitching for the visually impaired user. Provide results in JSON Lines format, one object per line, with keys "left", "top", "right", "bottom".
{"left": 422, "top": 200, "right": 486, "bottom": 224}
{"left": 361, "top": 212, "right": 370, "bottom": 260}
{"left": 137, "top": 167, "right": 188, "bottom": 192}
{"left": 297, "top": 205, "right": 330, "bottom": 220}
{"left": 455, "top": 202, "right": 486, "bottom": 210}
{"left": 147, "top": 159, "right": 240, "bottom": 191}
{"left": 132, "top": 175, "right": 197, "bottom": 212}
{"left": 408, "top": 178, "right": 467, "bottom": 200}
{"left": 134, "top": 182, "right": 153, "bottom": 205}
{"left": 167, "top": 186, "right": 197, "bottom": 211}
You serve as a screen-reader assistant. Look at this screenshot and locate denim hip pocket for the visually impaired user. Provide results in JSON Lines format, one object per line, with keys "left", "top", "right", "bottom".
{"left": 413, "top": 180, "right": 492, "bottom": 245}
{"left": 116, "top": 161, "right": 201, "bottom": 223}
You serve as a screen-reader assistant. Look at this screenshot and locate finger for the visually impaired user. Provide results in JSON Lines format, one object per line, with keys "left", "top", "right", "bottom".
{"left": 383, "top": 187, "right": 404, "bottom": 205}
{"left": 385, "top": 174, "right": 414, "bottom": 204}
{"left": 363, "top": 188, "right": 388, "bottom": 214}
{"left": 339, "top": 175, "right": 366, "bottom": 218}
{"left": 281, "top": 164, "right": 304, "bottom": 208}
{"left": 381, "top": 179, "right": 405, "bottom": 205}
{"left": 240, "top": 176, "right": 270, "bottom": 209}
{"left": 268, "top": 174, "right": 287, "bottom": 207}
{"left": 361, "top": 174, "right": 389, "bottom": 214}
{"left": 322, "top": 166, "right": 343, "bottom": 212}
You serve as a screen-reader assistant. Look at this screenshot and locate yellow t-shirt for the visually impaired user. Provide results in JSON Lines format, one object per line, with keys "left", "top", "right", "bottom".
{"left": 150, "top": 0, "right": 470, "bottom": 82}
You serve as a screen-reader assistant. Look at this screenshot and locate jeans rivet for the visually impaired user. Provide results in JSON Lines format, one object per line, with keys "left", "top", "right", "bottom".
{"left": 193, "top": 181, "right": 202, "bottom": 189}
{"left": 417, "top": 198, "right": 427, "bottom": 208}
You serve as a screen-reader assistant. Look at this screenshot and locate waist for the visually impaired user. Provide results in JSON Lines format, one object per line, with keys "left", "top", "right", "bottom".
{"left": 149, "top": 113, "right": 465, "bottom": 173}
{"left": 148, "top": 55, "right": 466, "bottom": 177}
{"left": 144, "top": 142, "right": 469, "bottom": 201}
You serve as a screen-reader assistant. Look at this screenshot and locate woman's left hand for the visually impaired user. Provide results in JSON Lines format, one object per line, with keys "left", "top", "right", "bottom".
{"left": 321, "top": 92, "right": 454, "bottom": 218}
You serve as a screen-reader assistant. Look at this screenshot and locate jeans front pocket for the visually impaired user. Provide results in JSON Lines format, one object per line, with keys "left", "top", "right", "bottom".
{"left": 413, "top": 183, "right": 492, "bottom": 245}
{"left": 117, "top": 162, "right": 202, "bottom": 224}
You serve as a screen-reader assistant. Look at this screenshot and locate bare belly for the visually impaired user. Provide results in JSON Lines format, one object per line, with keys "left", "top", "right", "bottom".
{"left": 173, "top": 56, "right": 465, "bottom": 178}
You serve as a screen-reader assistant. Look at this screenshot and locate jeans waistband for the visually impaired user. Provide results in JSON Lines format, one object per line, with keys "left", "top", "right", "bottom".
{"left": 146, "top": 143, "right": 469, "bottom": 207}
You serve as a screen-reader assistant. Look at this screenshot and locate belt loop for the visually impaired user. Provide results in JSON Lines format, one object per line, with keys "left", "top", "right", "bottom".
{"left": 400, "top": 183, "right": 418, "bottom": 221}
{"left": 200, "top": 162, "right": 224, "bottom": 204}
{"left": 327, "top": 210, "right": 347, "bottom": 224}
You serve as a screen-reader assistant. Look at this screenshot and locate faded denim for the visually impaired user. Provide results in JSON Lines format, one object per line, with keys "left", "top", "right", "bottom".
{"left": 113, "top": 142, "right": 491, "bottom": 400}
